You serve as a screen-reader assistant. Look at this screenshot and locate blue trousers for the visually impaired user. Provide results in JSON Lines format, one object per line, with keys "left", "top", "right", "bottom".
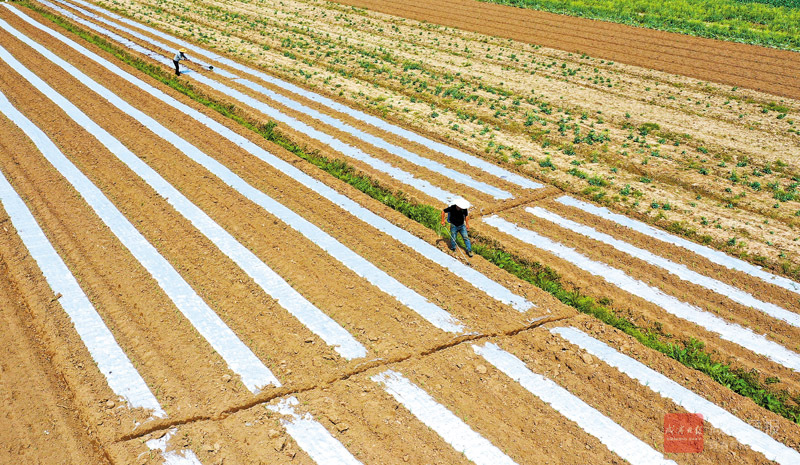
{"left": 449, "top": 224, "right": 471, "bottom": 252}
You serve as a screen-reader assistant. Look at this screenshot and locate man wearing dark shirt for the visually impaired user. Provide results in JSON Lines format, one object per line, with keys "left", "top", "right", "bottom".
{"left": 441, "top": 198, "right": 473, "bottom": 257}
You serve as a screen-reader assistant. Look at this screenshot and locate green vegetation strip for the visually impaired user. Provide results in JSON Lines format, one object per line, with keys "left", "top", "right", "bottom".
{"left": 25, "top": 1, "right": 800, "bottom": 424}
{"left": 479, "top": 0, "right": 800, "bottom": 50}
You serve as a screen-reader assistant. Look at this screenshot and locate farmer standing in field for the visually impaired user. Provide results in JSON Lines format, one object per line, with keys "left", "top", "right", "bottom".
{"left": 173, "top": 48, "right": 192, "bottom": 76}
{"left": 441, "top": 197, "right": 473, "bottom": 257}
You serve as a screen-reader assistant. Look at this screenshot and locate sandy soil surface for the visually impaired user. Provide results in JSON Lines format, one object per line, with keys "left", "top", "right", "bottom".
{"left": 1, "top": 0, "right": 799, "bottom": 463}
{"left": 85, "top": 0, "right": 800, "bottom": 281}
{"left": 0, "top": 236, "right": 109, "bottom": 464}
{"left": 333, "top": 0, "right": 800, "bottom": 100}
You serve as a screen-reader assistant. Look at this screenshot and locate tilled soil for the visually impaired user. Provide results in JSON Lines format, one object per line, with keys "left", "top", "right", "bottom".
{"left": 0, "top": 238, "right": 109, "bottom": 464}
{"left": 333, "top": 0, "right": 800, "bottom": 100}
{"left": 2, "top": 1, "right": 800, "bottom": 463}
{"left": 480, "top": 203, "right": 800, "bottom": 394}
{"left": 85, "top": 0, "right": 800, "bottom": 276}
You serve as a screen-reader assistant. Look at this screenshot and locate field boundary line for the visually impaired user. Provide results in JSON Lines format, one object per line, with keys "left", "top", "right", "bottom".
{"left": 552, "top": 326, "right": 800, "bottom": 464}
{"left": 476, "top": 187, "right": 562, "bottom": 217}
{"left": 115, "top": 312, "right": 568, "bottom": 442}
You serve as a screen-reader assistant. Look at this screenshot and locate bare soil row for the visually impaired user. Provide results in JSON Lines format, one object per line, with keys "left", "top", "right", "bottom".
{"left": 93, "top": 0, "right": 800, "bottom": 272}
{"left": 333, "top": 0, "right": 800, "bottom": 99}
{"left": 1, "top": 2, "right": 799, "bottom": 463}
{"left": 480, "top": 201, "right": 800, "bottom": 395}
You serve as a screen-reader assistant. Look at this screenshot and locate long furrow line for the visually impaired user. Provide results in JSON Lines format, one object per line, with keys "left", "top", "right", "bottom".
{"left": 58, "top": 0, "right": 543, "bottom": 192}
{"left": 0, "top": 33, "right": 367, "bottom": 465}
{"left": 7, "top": 2, "right": 534, "bottom": 312}
{"left": 483, "top": 214, "right": 800, "bottom": 371}
{"left": 43, "top": 0, "right": 510, "bottom": 204}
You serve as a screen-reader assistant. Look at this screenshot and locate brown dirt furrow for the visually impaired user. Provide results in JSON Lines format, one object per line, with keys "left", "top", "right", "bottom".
{"left": 476, "top": 211, "right": 800, "bottom": 394}
{"left": 0, "top": 235, "right": 110, "bottom": 464}
{"left": 333, "top": 0, "right": 800, "bottom": 99}
{"left": 351, "top": 0, "right": 799, "bottom": 95}
{"left": 357, "top": 0, "right": 797, "bottom": 81}
{"left": 392, "top": 0, "right": 800, "bottom": 72}
{"left": 540, "top": 197, "right": 800, "bottom": 317}
{"left": 336, "top": 0, "right": 797, "bottom": 63}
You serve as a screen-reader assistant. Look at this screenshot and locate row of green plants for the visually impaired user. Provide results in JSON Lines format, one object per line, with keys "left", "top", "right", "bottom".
{"left": 481, "top": 0, "right": 800, "bottom": 50}
{"left": 106, "top": 0, "right": 800, "bottom": 254}
{"left": 254, "top": 132, "right": 800, "bottom": 426}
{"left": 25, "top": 1, "right": 800, "bottom": 425}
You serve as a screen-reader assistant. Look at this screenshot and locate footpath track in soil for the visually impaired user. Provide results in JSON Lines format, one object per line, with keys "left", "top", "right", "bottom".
{"left": 2, "top": 1, "right": 800, "bottom": 464}
{"left": 332, "top": 0, "right": 800, "bottom": 100}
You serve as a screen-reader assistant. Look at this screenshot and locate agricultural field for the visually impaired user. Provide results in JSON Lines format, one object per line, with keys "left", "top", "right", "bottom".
{"left": 481, "top": 0, "right": 800, "bottom": 51}
{"left": 0, "top": 0, "right": 798, "bottom": 463}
